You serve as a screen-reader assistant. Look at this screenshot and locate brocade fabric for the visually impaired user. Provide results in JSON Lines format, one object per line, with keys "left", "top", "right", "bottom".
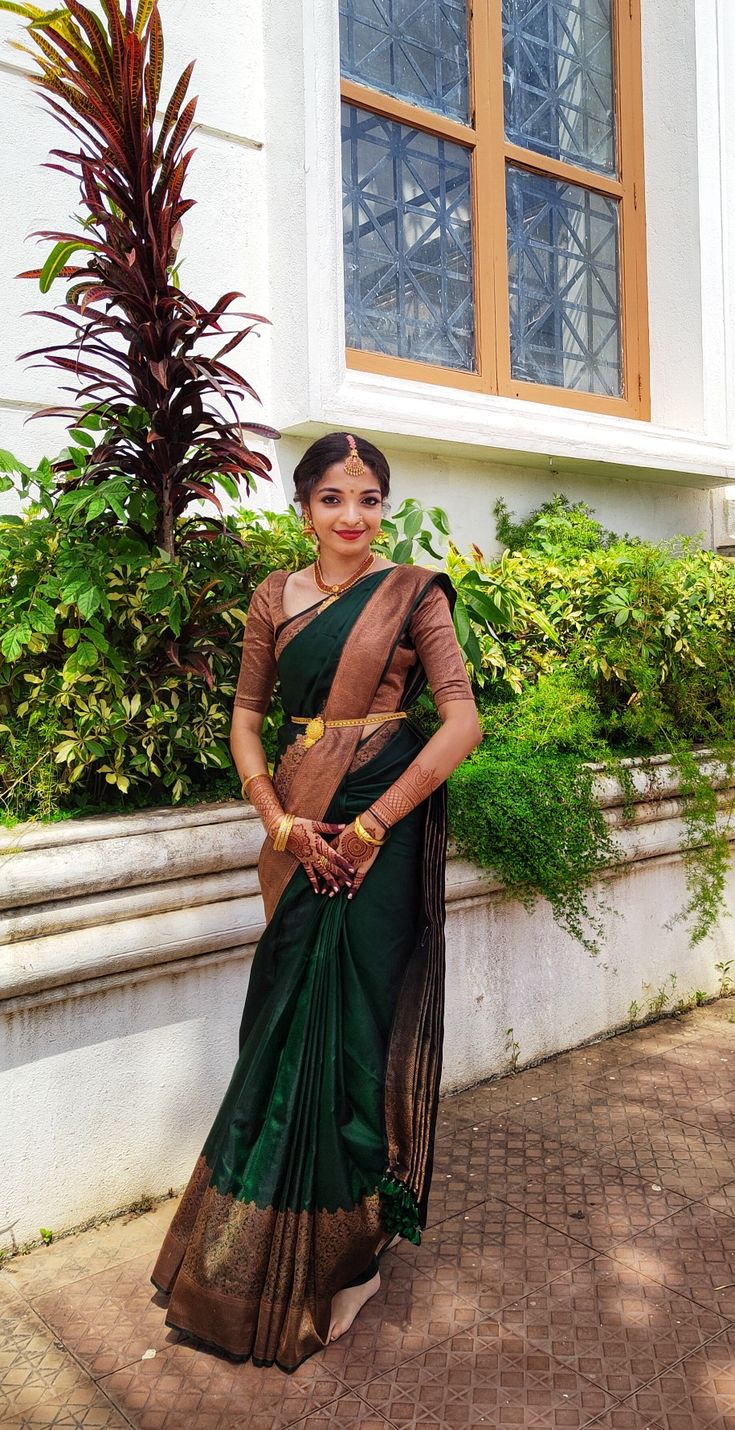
{"left": 234, "top": 566, "right": 475, "bottom": 716}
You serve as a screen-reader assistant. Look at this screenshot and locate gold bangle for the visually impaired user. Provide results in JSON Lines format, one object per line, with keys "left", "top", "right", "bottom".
{"left": 241, "top": 772, "right": 263, "bottom": 799}
{"left": 273, "top": 812, "right": 294, "bottom": 852}
{"left": 354, "top": 813, "right": 386, "bottom": 847}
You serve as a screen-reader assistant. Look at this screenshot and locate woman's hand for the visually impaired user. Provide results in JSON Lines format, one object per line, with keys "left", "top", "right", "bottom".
{"left": 328, "top": 820, "right": 384, "bottom": 899}
{"left": 281, "top": 816, "right": 356, "bottom": 896}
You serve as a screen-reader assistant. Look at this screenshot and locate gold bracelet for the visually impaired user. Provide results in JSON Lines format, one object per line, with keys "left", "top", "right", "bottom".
{"left": 354, "top": 813, "right": 386, "bottom": 847}
{"left": 272, "top": 812, "right": 295, "bottom": 852}
{"left": 241, "top": 772, "right": 264, "bottom": 799}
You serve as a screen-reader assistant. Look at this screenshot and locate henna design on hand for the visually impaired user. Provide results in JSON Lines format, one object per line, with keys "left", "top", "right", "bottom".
{"left": 244, "top": 775, "right": 351, "bottom": 895}
{"left": 331, "top": 823, "right": 382, "bottom": 898}
{"left": 367, "top": 761, "right": 440, "bottom": 831}
{"left": 285, "top": 817, "right": 353, "bottom": 895}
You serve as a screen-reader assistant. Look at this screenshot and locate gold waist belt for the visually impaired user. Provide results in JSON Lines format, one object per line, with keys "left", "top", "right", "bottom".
{"left": 290, "top": 711, "right": 408, "bottom": 749}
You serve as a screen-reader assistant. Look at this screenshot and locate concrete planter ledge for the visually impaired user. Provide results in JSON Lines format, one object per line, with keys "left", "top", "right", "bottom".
{"left": 3, "top": 748, "right": 734, "bottom": 1244}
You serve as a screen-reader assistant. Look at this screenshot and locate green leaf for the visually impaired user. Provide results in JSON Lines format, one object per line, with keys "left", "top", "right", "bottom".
{"left": 1, "top": 625, "right": 31, "bottom": 660}
{"left": 29, "top": 600, "right": 57, "bottom": 635}
{"left": 428, "top": 505, "right": 450, "bottom": 535}
{"left": 464, "top": 624, "right": 483, "bottom": 672}
{"left": 453, "top": 598, "right": 470, "bottom": 646}
{"left": 145, "top": 569, "right": 173, "bottom": 590}
{"left": 403, "top": 509, "right": 423, "bottom": 539}
{"left": 39, "top": 239, "right": 95, "bottom": 294}
{"left": 76, "top": 586, "right": 102, "bottom": 620}
{"left": 392, "top": 538, "right": 414, "bottom": 564}
{"left": 84, "top": 626, "right": 110, "bottom": 655}
{"left": 69, "top": 429, "right": 96, "bottom": 450}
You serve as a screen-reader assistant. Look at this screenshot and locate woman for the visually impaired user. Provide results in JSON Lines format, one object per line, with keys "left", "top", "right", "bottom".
{"left": 151, "top": 432, "right": 482, "bottom": 1372}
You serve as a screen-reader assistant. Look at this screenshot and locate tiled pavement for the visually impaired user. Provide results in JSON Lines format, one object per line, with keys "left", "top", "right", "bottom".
{"left": 2, "top": 1001, "right": 734, "bottom": 1429}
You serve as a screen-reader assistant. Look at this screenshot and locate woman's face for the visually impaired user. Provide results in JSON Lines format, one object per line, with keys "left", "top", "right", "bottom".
{"left": 304, "top": 460, "right": 384, "bottom": 562}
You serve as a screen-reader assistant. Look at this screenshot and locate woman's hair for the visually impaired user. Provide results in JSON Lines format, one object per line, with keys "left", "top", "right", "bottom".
{"left": 292, "top": 432, "right": 390, "bottom": 511}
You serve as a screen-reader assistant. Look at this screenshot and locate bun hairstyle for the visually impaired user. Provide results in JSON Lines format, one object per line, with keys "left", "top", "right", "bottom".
{"left": 292, "top": 432, "right": 391, "bottom": 512}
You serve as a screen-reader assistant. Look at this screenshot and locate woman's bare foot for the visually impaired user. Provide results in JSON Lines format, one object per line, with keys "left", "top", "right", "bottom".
{"left": 328, "top": 1269, "right": 381, "bottom": 1342}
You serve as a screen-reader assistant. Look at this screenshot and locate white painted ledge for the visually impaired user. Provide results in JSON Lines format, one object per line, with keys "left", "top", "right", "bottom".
{"left": 282, "top": 376, "right": 735, "bottom": 490}
{"left": 2, "top": 749, "right": 733, "bottom": 1008}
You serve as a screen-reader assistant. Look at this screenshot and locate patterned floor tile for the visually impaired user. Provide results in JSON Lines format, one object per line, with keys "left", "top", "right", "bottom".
{"left": 502, "top": 1086, "right": 734, "bottom": 1201}
{"left": 606, "top": 1201, "right": 735, "bottom": 1318}
{"left": 620, "top": 1324, "right": 735, "bottom": 1428}
{"left": 585, "top": 1054, "right": 735, "bottom": 1125}
{"left": 675, "top": 1095, "right": 735, "bottom": 1138}
{"left": 285, "top": 1397, "right": 395, "bottom": 1429}
{"left": 599, "top": 1018, "right": 714, "bottom": 1062}
{"left": 500, "top": 1090, "right": 653, "bottom": 1158}
{"left": 654, "top": 1039, "right": 735, "bottom": 1080}
{"left": 702, "top": 1179, "right": 735, "bottom": 1219}
{"left": 394, "top": 1198, "right": 598, "bottom": 1315}
{"left": 426, "top": 1117, "right": 588, "bottom": 1229}
{"left": 583, "top": 1410, "right": 666, "bottom": 1429}
{"left": 596, "top": 1118, "right": 735, "bottom": 1201}
{"left": 430, "top": 1123, "right": 691, "bottom": 1248}
{"left": 435, "top": 1079, "right": 527, "bottom": 1138}
{"left": 493, "top": 1255, "right": 729, "bottom": 1400}
{"left": 352, "top": 1317, "right": 614, "bottom": 1427}
{"left": 31, "top": 1251, "right": 178, "bottom": 1380}
{"left": 424, "top": 1127, "right": 495, "bottom": 1226}
{"left": 0, "top": 1278, "right": 128, "bottom": 1429}
{"left": 5, "top": 1199, "right": 181, "bottom": 1302}
{"left": 318, "top": 1250, "right": 482, "bottom": 1387}
{"left": 101, "top": 1338, "right": 348, "bottom": 1430}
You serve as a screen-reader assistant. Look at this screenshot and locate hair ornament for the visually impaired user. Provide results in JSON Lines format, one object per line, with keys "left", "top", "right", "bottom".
{"left": 344, "top": 432, "right": 367, "bottom": 480}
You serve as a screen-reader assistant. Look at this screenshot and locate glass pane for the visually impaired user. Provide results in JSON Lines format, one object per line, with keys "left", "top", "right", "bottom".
{"left": 506, "top": 165, "right": 622, "bottom": 395}
{"left": 503, "top": 0, "right": 616, "bottom": 174}
{"left": 342, "top": 103, "right": 476, "bottom": 371}
{"left": 340, "top": 0, "right": 470, "bottom": 124}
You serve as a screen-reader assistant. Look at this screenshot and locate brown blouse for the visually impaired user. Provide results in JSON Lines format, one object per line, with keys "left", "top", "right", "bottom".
{"left": 233, "top": 567, "right": 475, "bottom": 719}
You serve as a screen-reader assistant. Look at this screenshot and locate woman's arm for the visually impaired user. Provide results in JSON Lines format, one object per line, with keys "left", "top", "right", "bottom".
{"left": 361, "top": 698, "right": 481, "bottom": 838}
{"left": 336, "top": 579, "right": 483, "bottom": 892}
{"left": 363, "top": 578, "right": 482, "bottom": 835}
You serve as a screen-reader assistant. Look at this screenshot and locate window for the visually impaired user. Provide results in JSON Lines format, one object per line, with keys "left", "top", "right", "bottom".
{"left": 339, "top": 0, "right": 649, "bottom": 418}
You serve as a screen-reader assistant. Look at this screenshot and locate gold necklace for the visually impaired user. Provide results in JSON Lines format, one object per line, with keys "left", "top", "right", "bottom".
{"left": 313, "top": 548, "right": 375, "bottom": 602}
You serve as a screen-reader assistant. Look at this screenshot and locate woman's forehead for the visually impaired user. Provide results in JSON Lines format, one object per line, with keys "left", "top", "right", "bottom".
{"left": 314, "top": 465, "right": 381, "bottom": 493}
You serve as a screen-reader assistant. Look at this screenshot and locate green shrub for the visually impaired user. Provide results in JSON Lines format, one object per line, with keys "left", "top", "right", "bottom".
{"left": 442, "top": 495, "right": 735, "bottom": 953}
{"left": 0, "top": 454, "right": 314, "bottom": 822}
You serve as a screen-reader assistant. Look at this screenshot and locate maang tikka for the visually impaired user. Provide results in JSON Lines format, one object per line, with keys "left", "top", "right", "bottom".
{"left": 344, "top": 433, "right": 367, "bottom": 480}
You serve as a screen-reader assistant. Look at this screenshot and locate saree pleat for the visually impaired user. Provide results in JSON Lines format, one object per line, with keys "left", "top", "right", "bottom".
{"left": 151, "top": 567, "right": 455, "bottom": 1372}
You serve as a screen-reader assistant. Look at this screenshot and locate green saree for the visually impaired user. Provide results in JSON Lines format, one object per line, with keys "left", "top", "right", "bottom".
{"left": 151, "top": 564, "right": 470, "bottom": 1372}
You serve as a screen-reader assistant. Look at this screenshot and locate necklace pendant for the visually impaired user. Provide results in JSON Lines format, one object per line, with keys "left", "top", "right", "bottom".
{"left": 318, "top": 594, "right": 338, "bottom": 611}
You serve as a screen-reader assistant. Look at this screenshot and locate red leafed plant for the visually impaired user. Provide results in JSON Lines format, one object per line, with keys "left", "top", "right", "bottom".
{"left": 2, "top": 0, "right": 279, "bottom": 556}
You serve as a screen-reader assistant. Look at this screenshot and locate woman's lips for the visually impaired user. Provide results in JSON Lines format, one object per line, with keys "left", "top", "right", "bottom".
{"left": 335, "top": 530, "right": 364, "bottom": 540}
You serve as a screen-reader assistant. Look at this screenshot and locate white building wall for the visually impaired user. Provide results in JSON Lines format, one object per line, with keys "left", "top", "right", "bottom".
{"left": 1, "top": 0, "right": 735, "bottom": 545}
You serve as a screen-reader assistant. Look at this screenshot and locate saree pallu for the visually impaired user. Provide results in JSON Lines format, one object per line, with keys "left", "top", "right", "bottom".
{"left": 151, "top": 566, "right": 455, "bottom": 1373}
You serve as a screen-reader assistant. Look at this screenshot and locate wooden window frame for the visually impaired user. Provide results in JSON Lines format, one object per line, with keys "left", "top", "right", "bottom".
{"left": 341, "top": 0, "right": 650, "bottom": 420}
